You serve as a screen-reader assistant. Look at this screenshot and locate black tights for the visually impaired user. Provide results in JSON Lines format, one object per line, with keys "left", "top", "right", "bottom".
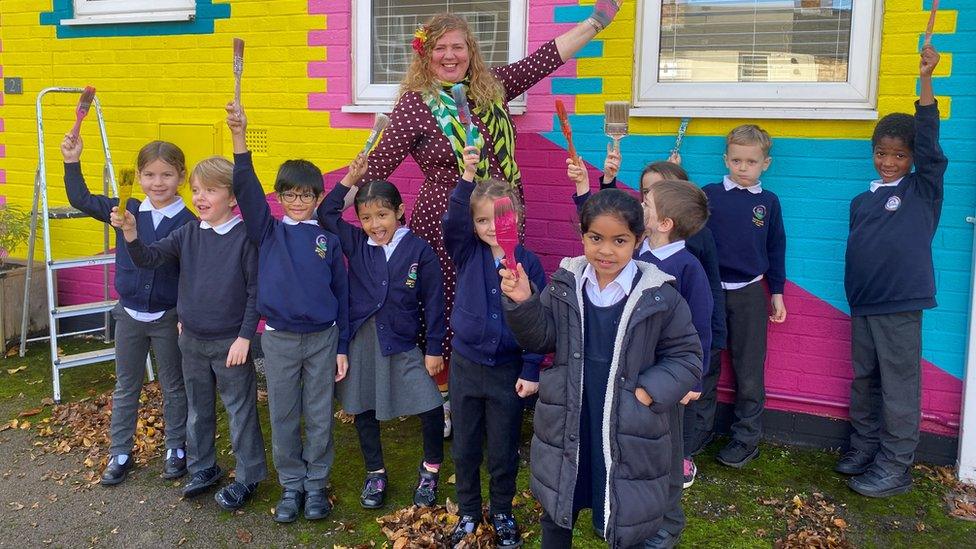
{"left": 353, "top": 406, "right": 444, "bottom": 471}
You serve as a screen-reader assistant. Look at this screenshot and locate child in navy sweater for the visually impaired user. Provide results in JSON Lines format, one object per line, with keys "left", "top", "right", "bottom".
{"left": 703, "top": 124, "right": 786, "bottom": 469}
{"left": 226, "top": 103, "right": 349, "bottom": 522}
{"left": 319, "top": 164, "right": 446, "bottom": 511}
{"left": 839, "top": 45, "right": 947, "bottom": 498}
{"left": 569, "top": 156, "right": 727, "bottom": 467}
{"left": 443, "top": 146, "right": 546, "bottom": 548}
{"left": 112, "top": 157, "right": 267, "bottom": 511}
{"left": 61, "top": 136, "right": 195, "bottom": 486}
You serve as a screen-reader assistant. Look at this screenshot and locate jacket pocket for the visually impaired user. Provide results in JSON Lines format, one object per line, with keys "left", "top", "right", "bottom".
{"left": 617, "top": 388, "right": 668, "bottom": 439}
{"left": 391, "top": 308, "right": 421, "bottom": 340}
{"left": 113, "top": 265, "right": 138, "bottom": 299}
{"left": 451, "top": 305, "right": 486, "bottom": 345}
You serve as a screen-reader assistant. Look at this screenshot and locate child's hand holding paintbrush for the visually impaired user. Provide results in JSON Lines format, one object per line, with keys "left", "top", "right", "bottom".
{"left": 225, "top": 101, "right": 248, "bottom": 154}
{"left": 109, "top": 204, "right": 137, "bottom": 242}
{"left": 460, "top": 145, "right": 480, "bottom": 182}
{"left": 60, "top": 133, "right": 83, "bottom": 163}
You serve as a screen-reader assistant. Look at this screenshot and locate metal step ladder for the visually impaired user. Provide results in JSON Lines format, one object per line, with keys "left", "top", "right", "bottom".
{"left": 19, "top": 87, "right": 153, "bottom": 403}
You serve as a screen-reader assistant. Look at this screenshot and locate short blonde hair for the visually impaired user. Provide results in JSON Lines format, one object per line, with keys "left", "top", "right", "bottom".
{"left": 727, "top": 124, "right": 772, "bottom": 157}
{"left": 190, "top": 156, "right": 233, "bottom": 194}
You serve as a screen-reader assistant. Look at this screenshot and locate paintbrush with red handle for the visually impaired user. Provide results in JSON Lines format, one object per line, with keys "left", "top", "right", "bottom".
{"left": 69, "top": 86, "right": 96, "bottom": 140}
{"left": 924, "top": 0, "right": 939, "bottom": 46}
{"left": 494, "top": 197, "right": 519, "bottom": 281}
{"left": 555, "top": 99, "right": 578, "bottom": 159}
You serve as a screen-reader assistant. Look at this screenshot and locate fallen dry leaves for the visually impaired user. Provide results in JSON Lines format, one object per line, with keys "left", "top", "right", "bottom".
{"left": 760, "top": 492, "right": 853, "bottom": 548}
{"left": 916, "top": 464, "right": 976, "bottom": 522}
{"left": 27, "top": 382, "right": 167, "bottom": 486}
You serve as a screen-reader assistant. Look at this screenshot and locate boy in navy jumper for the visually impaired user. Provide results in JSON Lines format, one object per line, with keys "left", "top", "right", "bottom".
{"left": 226, "top": 103, "right": 349, "bottom": 522}
{"left": 703, "top": 124, "right": 786, "bottom": 469}
{"left": 443, "top": 147, "right": 546, "bottom": 548}
{"left": 61, "top": 138, "right": 196, "bottom": 486}
{"left": 112, "top": 157, "right": 267, "bottom": 511}
{"left": 838, "top": 45, "right": 947, "bottom": 498}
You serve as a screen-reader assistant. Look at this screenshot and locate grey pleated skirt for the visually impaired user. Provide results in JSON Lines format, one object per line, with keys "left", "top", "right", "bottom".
{"left": 338, "top": 317, "right": 443, "bottom": 420}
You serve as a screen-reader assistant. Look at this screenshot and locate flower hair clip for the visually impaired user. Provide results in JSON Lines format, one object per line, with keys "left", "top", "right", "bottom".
{"left": 412, "top": 26, "right": 429, "bottom": 55}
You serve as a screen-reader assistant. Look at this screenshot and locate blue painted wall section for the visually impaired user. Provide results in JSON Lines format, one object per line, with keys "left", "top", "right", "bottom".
{"left": 40, "top": 0, "right": 230, "bottom": 38}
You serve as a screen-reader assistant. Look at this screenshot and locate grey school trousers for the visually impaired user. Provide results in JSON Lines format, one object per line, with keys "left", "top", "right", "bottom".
{"left": 848, "top": 311, "right": 923, "bottom": 474}
{"left": 179, "top": 333, "right": 267, "bottom": 485}
{"left": 109, "top": 305, "right": 186, "bottom": 456}
{"left": 725, "top": 281, "right": 769, "bottom": 448}
{"left": 260, "top": 327, "right": 338, "bottom": 492}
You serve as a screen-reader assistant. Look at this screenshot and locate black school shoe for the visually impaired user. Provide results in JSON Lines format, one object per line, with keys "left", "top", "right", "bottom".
{"left": 688, "top": 431, "right": 715, "bottom": 457}
{"left": 847, "top": 465, "right": 913, "bottom": 498}
{"left": 304, "top": 488, "right": 332, "bottom": 520}
{"left": 835, "top": 449, "right": 875, "bottom": 476}
{"left": 716, "top": 440, "right": 759, "bottom": 468}
{"left": 182, "top": 465, "right": 222, "bottom": 498}
{"left": 100, "top": 455, "right": 134, "bottom": 486}
{"left": 214, "top": 480, "right": 259, "bottom": 510}
{"left": 491, "top": 513, "right": 523, "bottom": 548}
{"left": 162, "top": 449, "right": 188, "bottom": 479}
{"left": 273, "top": 489, "right": 304, "bottom": 523}
{"left": 450, "top": 515, "right": 479, "bottom": 547}
{"left": 361, "top": 472, "right": 387, "bottom": 509}
{"left": 644, "top": 528, "right": 681, "bottom": 549}
{"left": 413, "top": 466, "right": 439, "bottom": 507}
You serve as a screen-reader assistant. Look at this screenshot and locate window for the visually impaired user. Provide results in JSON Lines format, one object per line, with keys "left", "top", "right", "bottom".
{"left": 348, "top": 0, "right": 528, "bottom": 112}
{"left": 634, "top": 0, "right": 883, "bottom": 119}
{"left": 64, "top": 0, "right": 196, "bottom": 26}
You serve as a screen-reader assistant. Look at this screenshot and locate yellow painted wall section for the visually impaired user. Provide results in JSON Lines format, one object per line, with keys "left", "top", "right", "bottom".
{"left": 0, "top": 0, "right": 365, "bottom": 260}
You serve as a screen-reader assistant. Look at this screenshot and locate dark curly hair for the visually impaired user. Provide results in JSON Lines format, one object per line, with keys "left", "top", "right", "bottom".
{"left": 872, "top": 113, "right": 915, "bottom": 152}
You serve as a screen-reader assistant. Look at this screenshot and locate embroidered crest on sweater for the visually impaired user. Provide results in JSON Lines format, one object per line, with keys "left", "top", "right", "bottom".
{"left": 406, "top": 263, "right": 419, "bottom": 288}
{"left": 315, "top": 235, "right": 328, "bottom": 259}
{"left": 752, "top": 205, "right": 767, "bottom": 227}
{"left": 885, "top": 196, "right": 901, "bottom": 211}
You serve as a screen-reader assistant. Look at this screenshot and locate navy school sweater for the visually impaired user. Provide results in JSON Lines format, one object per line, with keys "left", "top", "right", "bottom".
{"left": 572, "top": 178, "right": 727, "bottom": 349}
{"left": 444, "top": 178, "right": 546, "bottom": 382}
{"left": 63, "top": 162, "right": 196, "bottom": 313}
{"left": 845, "top": 101, "right": 948, "bottom": 316}
{"left": 233, "top": 152, "right": 350, "bottom": 351}
{"left": 639, "top": 245, "right": 713, "bottom": 391}
{"left": 703, "top": 181, "right": 786, "bottom": 294}
{"left": 318, "top": 183, "right": 446, "bottom": 358}
{"left": 126, "top": 220, "right": 260, "bottom": 341}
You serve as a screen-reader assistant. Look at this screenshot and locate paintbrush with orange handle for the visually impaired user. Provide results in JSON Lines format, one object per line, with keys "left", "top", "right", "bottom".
{"left": 555, "top": 99, "right": 578, "bottom": 159}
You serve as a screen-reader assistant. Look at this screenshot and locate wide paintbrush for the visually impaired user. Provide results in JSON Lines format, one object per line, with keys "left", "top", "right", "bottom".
{"left": 69, "top": 86, "right": 96, "bottom": 140}
{"left": 604, "top": 101, "right": 629, "bottom": 152}
{"left": 451, "top": 83, "right": 475, "bottom": 146}
{"left": 116, "top": 168, "right": 135, "bottom": 208}
{"left": 555, "top": 99, "right": 578, "bottom": 159}
{"left": 363, "top": 113, "right": 390, "bottom": 154}
{"left": 494, "top": 197, "right": 519, "bottom": 280}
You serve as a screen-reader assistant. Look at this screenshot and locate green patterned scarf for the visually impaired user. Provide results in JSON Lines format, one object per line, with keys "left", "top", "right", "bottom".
{"left": 424, "top": 79, "right": 521, "bottom": 185}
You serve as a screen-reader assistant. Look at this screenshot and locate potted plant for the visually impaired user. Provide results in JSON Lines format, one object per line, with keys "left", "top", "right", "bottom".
{"left": 0, "top": 204, "right": 47, "bottom": 352}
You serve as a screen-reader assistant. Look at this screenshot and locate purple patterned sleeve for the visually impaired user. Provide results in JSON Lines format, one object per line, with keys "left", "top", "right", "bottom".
{"left": 492, "top": 40, "right": 566, "bottom": 102}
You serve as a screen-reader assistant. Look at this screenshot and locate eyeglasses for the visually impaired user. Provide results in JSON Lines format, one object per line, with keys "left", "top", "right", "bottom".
{"left": 280, "top": 191, "right": 317, "bottom": 204}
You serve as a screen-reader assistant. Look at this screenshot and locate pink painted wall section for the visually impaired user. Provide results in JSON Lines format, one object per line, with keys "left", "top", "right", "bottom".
{"left": 713, "top": 282, "right": 961, "bottom": 437}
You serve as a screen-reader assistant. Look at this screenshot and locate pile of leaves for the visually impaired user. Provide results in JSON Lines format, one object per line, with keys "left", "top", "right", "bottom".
{"left": 916, "top": 464, "right": 976, "bottom": 522}
{"left": 760, "top": 492, "right": 853, "bottom": 548}
{"left": 29, "top": 382, "right": 167, "bottom": 485}
{"left": 375, "top": 492, "right": 541, "bottom": 549}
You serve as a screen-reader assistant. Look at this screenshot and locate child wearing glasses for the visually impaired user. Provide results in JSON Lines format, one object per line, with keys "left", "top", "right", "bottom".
{"left": 225, "top": 102, "right": 350, "bottom": 523}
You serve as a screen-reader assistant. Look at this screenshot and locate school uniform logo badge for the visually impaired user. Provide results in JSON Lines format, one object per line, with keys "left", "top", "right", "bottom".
{"left": 314, "top": 235, "right": 328, "bottom": 259}
{"left": 752, "top": 205, "right": 766, "bottom": 227}
{"left": 884, "top": 196, "right": 901, "bottom": 211}
{"left": 405, "top": 263, "right": 419, "bottom": 288}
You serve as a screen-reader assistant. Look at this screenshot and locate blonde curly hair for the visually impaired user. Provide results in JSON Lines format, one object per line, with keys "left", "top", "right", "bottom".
{"left": 399, "top": 13, "right": 504, "bottom": 109}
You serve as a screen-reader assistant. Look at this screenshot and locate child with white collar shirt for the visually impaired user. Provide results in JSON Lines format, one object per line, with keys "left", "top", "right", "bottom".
{"left": 225, "top": 102, "right": 350, "bottom": 523}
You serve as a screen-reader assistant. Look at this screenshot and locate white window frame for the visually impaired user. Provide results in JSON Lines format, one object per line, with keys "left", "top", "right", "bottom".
{"left": 632, "top": 0, "right": 884, "bottom": 120}
{"left": 63, "top": 0, "right": 196, "bottom": 26}
{"left": 345, "top": 0, "right": 529, "bottom": 114}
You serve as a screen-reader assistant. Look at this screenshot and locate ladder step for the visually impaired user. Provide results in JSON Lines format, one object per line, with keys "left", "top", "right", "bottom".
{"left": 47, "top": 206, "right": 92, "bottom": 219}
{"left": 52, "top": 300, "right": 117, "bottom": 319}
{"left": 49, "top": 253, "right": 115, "bottom": 270}
{"left": 54, "top": 348, "right": 115, "bottom": 370}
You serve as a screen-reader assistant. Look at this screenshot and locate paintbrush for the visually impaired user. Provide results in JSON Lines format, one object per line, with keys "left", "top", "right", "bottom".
{"left": 555, "top": 100, "right": 578, "bottom": 159}
{"left": 117, "top": 168, "right": 135, "bottom": 208}
{"left": 363, "top": 113, "right": 390, "bottom": 154}
{"left": 494, "top": 197, "right": 519, "bottom": 281}
{"left": 672, "top": 117, "right": 691, "bottom": 157}
{"left": 69, "top": 86, "right": 96, "bottom": 140}
{"left": 604, "top": 101, "right": 629, "bottom": 152}
{"left": 233, "top": 38, "right": 244, "bottom": 112}
{"left": 451, "top": 83, "right": 476, "bottom": 146}
{"left": 924, "top": 0, "right": 939, "bottom": 46}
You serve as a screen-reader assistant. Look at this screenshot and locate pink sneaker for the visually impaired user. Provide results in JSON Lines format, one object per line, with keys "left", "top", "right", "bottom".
{"left": 682, "top": 458, "right": 697, "bottom": 489}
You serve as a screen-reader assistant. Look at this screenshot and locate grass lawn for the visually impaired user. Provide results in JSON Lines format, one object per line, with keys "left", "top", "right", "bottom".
{"left": 2, "top": 336, "right": 975, "bottom": 547}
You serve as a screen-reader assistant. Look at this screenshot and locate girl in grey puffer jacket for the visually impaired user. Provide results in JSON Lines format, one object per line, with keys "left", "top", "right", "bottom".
{"left": 501, "top": 190, "right": 703, "bottom": 548}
